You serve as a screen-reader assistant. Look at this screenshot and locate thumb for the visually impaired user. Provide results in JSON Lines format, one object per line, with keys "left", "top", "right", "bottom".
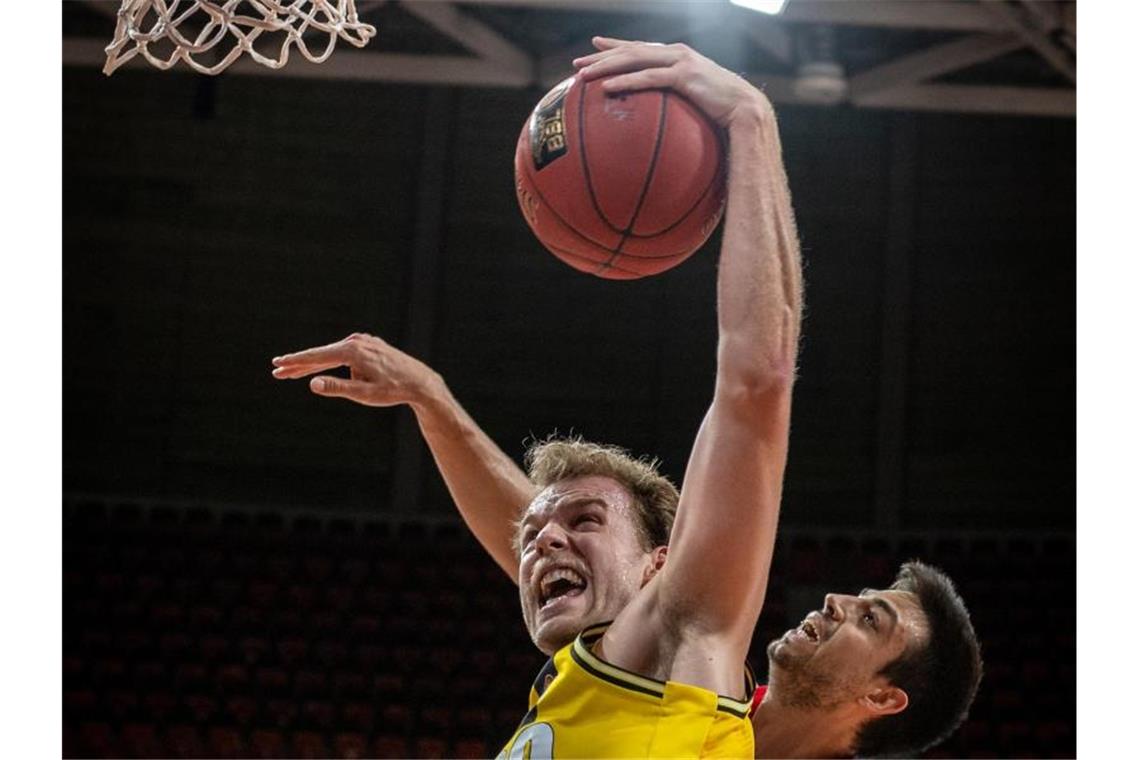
{"left": 309, "top": 375, "right": 370, "bottom": 401}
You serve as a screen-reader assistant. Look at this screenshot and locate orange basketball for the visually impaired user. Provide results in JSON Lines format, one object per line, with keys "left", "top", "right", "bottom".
{"left": 514, "top": 75, "right": 726, "bottom": 280}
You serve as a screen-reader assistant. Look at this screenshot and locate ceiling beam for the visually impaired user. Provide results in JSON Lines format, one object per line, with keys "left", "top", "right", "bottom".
{"left": 982, "top": 1, "right": 1075, "bottom": 82}
{"left": 457, "top": 0, "right": 1004, "bottom": 31}
{"left": 82, "top": 0, "right": 118, "bottom": 20}
{"left": 535, "top": 7, "right": 736, "bottom": 88}
{"left": 397, "top": 0, "right": 533, "bottom": 74}
{"left": 65, "top": 35, "right": 1074, "bottom": 118}
{"left": 456, "top": 0, "right": 707, "bottom": 16}
{"left": 63, "top": 37, "right": 532, "bottom": 87}
{"left": 1018, "top": 0, "right": 1062, "bottom": 32}
{"left": 849, "top": 32, "right": 1024, "bottom": 100}
{"left": 743, "top": 14, "right": 793, "bottom": 64}
{"left": 780, "top": 1, "right": 1006, "bottom": 32}
{"left": 855, "top": 82, "right": 1075, "bottom": 118}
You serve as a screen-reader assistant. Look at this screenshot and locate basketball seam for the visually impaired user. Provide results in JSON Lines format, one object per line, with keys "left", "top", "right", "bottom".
{"left": 542, "top": 241, "right": 649, "bottom": 277}
{"left": 601, "top": 90, "right": 669, "bottom": 273}
{"left": 624, "top": 95, "right": 725, "bottom": 240}
{"left": 524, "top": 156, "right": 705, "bottom": 261}
{"left": 578, "top": 80, "right": 630, "bottom": 237}
{"left": 524, "top": 84, "right": 714, "bottom": 274}
{"left": 522, "top": 158, "right": 624, "bottom": 256}
{"left": 614, "top": 91, "right": 669, "bottom": 248}
{"left": 625, "top": 145, "right": 724, "bottom": 239}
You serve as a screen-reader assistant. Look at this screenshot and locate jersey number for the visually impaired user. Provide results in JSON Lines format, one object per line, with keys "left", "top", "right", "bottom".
{"left": 503, "top": 722, "right": 554, "bottom": 760}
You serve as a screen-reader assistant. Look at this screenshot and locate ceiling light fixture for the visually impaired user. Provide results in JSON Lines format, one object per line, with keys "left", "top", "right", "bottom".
{"left": 730, "top": 0, "right": 789, "bottom": 15}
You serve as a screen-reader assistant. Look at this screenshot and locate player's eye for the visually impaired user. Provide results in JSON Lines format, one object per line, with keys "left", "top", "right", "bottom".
{"left": 521, "top": 529, "right": 537, "bottom": 545}
{"left": 862, "top": 611, "right": 877, "bottom": 629}
{"left": 574, "top": 514, "right": 600, "bottom": 528}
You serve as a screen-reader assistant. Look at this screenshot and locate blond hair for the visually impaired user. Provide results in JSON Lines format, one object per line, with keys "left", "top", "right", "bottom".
{"left": 523, "top": 436, "right": 678, "bottom": 552}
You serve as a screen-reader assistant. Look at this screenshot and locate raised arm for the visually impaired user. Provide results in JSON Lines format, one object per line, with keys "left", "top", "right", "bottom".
{"left": 271, "top": 333, "right": 536, "bottom": 581}
{"left": 576, "top": 40, "right": 802, "bottom": 644}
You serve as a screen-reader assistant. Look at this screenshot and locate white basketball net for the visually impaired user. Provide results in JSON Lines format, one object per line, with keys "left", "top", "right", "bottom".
{"left": 103, "top": 0, "right": 377, "bottom": 76}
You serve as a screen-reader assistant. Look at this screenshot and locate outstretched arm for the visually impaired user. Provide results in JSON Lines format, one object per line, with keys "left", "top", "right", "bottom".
{"left": 577, "top": 40, "right": 802, "bottom": 646}
{"left": 271, "top": 333, "right": 535, "bottom": 581}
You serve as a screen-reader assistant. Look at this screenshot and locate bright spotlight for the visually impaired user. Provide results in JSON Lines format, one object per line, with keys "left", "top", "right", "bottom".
{"left": 730, "top": 0, "right": 789, "bottom": 15}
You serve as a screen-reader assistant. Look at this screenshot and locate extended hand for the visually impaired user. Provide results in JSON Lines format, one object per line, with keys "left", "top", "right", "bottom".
{"left": 271, "top": 332, "right": 438, "bottom": 407}
{"left": 573, "top": 37, "right": 771, "bottom": 130}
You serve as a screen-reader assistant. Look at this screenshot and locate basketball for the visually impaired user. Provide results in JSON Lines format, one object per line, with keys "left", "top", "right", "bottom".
{"left": 514, "top": 75, "right": 726, "bottom": 280}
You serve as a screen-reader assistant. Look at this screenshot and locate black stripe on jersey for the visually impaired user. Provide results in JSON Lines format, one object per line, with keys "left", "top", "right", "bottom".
{"left": 572, "top": 623, "right": 755, "bottom": 717}
{"left": 569, "top": 641, "right": 663, "bottom": 699}
{"left": 516, "top": 706, "right": 538, "bottom": 731}
{"left": 532, "top": 657, "right": 559, "bottom": 699}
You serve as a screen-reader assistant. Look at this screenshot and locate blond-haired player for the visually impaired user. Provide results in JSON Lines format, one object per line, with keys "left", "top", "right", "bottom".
{"left": 274, "top": 39, "right": 979, "bottom": 759}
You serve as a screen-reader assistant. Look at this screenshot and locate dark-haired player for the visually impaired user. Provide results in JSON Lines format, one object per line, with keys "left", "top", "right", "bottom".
{"left": 273, "top": 39, "right": 980, "bottom": 758}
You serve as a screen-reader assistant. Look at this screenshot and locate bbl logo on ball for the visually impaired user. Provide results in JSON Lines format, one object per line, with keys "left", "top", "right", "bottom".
{"left": 530, "top": 77, "right": 573, "bottom": 171}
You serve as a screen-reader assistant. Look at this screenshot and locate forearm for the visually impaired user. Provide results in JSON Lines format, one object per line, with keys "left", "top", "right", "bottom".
{"left": 411, "top": 376, "right": 536, "bottom": 583}
{"left": 717, "top": 101, "right": 802, "bottom": 388}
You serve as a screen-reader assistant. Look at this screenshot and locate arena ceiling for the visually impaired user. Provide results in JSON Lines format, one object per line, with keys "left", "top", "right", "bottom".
{"left": 63, "top": 0, "right": 1075, "bottom": 118}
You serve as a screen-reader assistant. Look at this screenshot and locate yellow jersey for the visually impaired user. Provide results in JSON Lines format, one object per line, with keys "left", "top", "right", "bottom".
{"left": 497, "top": 622, "right": 755, "bottom": 759}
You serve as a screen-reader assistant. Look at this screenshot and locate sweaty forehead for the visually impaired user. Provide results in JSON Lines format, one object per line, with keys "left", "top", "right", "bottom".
{"left": 873, "top": 589, "right": 929, "bottom": 643}
{"left": 521, "top": 475, "right": 633, "bottom": 524}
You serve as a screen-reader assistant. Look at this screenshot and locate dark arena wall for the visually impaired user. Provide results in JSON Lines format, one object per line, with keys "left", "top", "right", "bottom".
{"left": 63, "top": 7, "right": 1074, "bottom": 758}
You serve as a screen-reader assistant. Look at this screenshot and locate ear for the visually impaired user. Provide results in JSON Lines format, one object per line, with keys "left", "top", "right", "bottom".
{"left": 640, "top": 546, "right": 668, "bottom": 586}
{"left": 859, "top": 685, "right": 909, "bottom": 717}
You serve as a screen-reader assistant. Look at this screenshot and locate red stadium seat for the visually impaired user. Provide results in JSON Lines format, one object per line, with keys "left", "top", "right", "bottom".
{"left": 183, "top": 693, "right": 219, "bottom": 722}
{"left": 249, "top": 728, "right": 286, "bottom": 759}
{"left": 121, "top": 722, "right": 163, "bottom": 758}
{"left": 173, "top": 662, "right": 209, "bottom": 691}
{"left": 106, "top": 689, "right": 140, "bottom": 720}
{"left": 63, "top": 688, "right": 98, "bottom": 716}
{"left": 339, "top": 557, "right": 370, "bottom": 585}
{"left": 78, "top": 721, "right": 117, "bottom": 757}
{"left": 287, "top": 583, "right": 319, "bottom": 611}
{"left": 92, "top": 657, "right": 129, "bottom": 687}
{"left": 414, "top": 736, "right": 449, "bottom": 758}
{"left": 325, "top": 584, "right": 356, "bottom": 612}
{"left": 304, "top": 554, "right": 335, "bottom": 582}
{"left": 314, "top": 639, "right": 350, "bottom": 668}
{"left": 216, "top": 663, "right": 251, "bottom": 690}
{"left": 420, "top": 705, "right": 454, "bottom": 732}
{"left": 292, "top": 730, "right": 330, "bottom": 759}
{"left": 373, "top": 734, "right": 410, "bottom": 758}
{"left": 198, "top": 634, "right": 230, "bottom": 662}
{"left": 255, "top": 665, "right": 290, "bottom": 693}
{"left": 301, "top": 699, "right": 337, "bottom": 730}
{"left": 380, "top": 704, "right": 413, "bottom": 733}
{"left": 249, "top": 579, "right": 281, "bottom": 607}
{"left": 266, "top": 697, "right": 300, "bottom": 727}
{"left": 373, "top": 673, "right": 405, "bottom": 697}
{"left": 332, "top": 668, "right": 370, "bottom": 698}
{"left": 132, "top": 660, "right": 168, "bottom": 687}
{"left": 141, "top": 690, "right": 178, "bottom": 722}
{"left": 454, "top": 737, "right": 490, "bottom": 758}
{"left": 164, "top": 724, "right": 204, "bottom": 759}
{"left": 224, "top": 694, "right": 260, "bottom": 726}
{"left": 207, "top": 726, "right": 246, "bottom": 758}
{"left": 341, "top": 701, "right": 375, "bottom": 732}
{"left": 239, "top": 635, "right": 271, "bottom": 665}
{"left": 278, "top": 636, "right": 310, "bottom": 665}
{"left": 334, "top": 731, "right": 368, "bottom": 759}
{"left": 457, "top": 705, "right": 492, "bottom": 733}
{"left": 351, "top": 613, "right": 383, "bottom": 639}
{"left": 294, "top": 669, "right": 329, "bottom": 698}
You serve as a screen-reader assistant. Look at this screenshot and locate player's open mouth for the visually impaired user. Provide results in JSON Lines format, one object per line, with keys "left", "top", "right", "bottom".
{"left": 538, "top": 567, "right": 588, "bottom": 610}
{"left": 799, "top": 619, "right": 820, "bottom": 642}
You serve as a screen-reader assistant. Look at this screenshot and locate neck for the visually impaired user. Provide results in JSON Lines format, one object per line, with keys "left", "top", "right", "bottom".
{"left": 752, "top": 693, "right": 859, "bottom": 759}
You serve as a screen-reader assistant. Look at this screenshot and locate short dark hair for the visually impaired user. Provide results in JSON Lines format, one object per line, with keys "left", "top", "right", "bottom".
{"left": 852, "top": 561, "right": 983, "bottom": 758}
{"left": 522, "top": 437, "right": 678, "bottom": 553}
